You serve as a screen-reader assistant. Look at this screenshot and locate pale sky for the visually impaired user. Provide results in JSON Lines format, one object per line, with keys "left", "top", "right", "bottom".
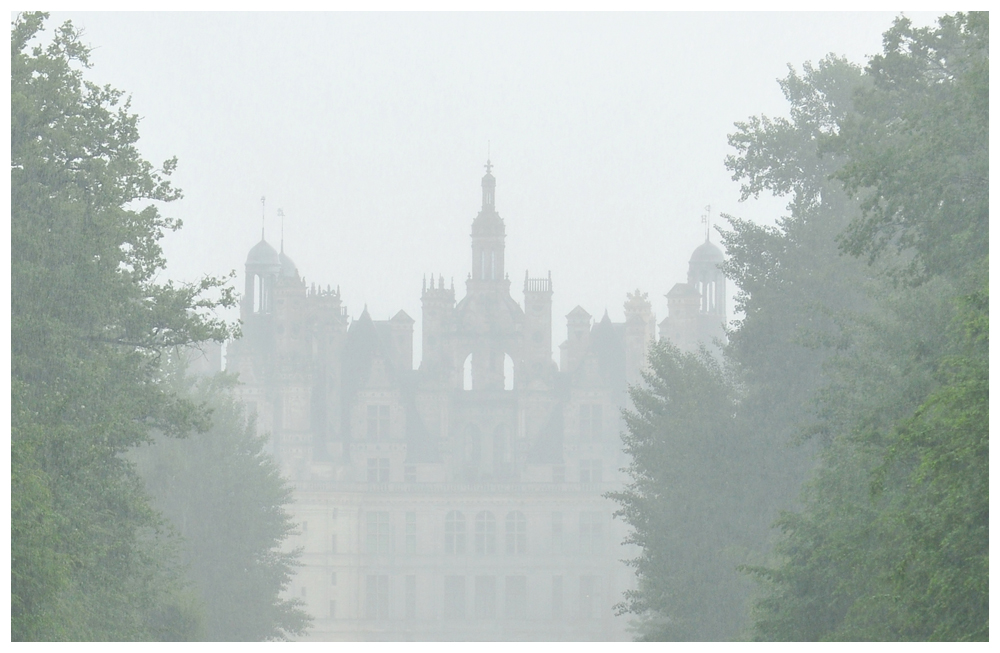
{"left": 42, "top": 11, "right": 945, "bottom": 365}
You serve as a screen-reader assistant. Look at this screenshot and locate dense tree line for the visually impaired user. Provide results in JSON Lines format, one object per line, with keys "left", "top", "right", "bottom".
{"left": 11, "top": 13, "right": 309, "bottom": 640}
{"left": 613, "top": 13, "right": 987, "bottom": 641}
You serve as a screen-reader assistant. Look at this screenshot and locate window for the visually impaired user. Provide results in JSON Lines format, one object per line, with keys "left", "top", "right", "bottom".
{"left": 366, "top": 511, "right": 390, "bottom": 554}
{"left": 367, "top": 458, "right": 390, "bottom": 483}
{"left": 553, "top": 465, "right": 565, "bottom": 483}
{"left": 405, "top": 575, "right": 416, "bottom": 619}
{"left": 331, "top": 571, "right": 337, "bottom": 585}
{"left": 301, "top": 586, "right": 307, "bottom": 598}
{"left": 366, "top": 405, "right": 390, "bottom": 441}
{"left": 579, "top": 512, "right": 604, "bottom": 554}
{"left": 329, "top": 600, "right": 336, "bottom": 619}
{"left": 552, "top": 576, "right": 564, "bottom": 619}
{"left": 551, "top": 512, "right": 564, "bottom": 554}
{"left": 475, "top": 511, "right": 496, "bottom": 555}
{"left": 505, "top": 576, "right": 527, "bottom": 620}
{"left": 332, "top": 508, "right": 338, "bottom": 521}
{"left": 405, "top": 512, "right": 416, "bottom": 555}
{"left": 404, "top": 465, "right": 416, "bottom": 483}
{"left": 505, "top": 511, "right": 527, "bottom": 555}
{"left": 331, "top": 534, "right": 337, "bottom": 553}
{"left": 366, "top": 574, "right": 389, "bottom": 619}
{"left": 579, "top": 575, "right": 599, "bottom": 619}
{"left": 580, "top": 459, "right": 602, "bottom": 483}
{"left": 580, "top": 404, "right": 603, "bottom": 441}
{"left": 445, "top": 511, "right": 466, "bottom": 555}
{"left": 444, "top": 575, "right": 465, "bottom": 619}
{"left": 302, "top": 521, "right": 308, "bottom": 532}
{"left": 475, "top": 576, "right": 496, "bottom": 619}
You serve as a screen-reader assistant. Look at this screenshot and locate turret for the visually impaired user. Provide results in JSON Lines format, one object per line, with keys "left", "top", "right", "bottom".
{"left": 469, "top": 160, "right": 506, "bottom": 285}
{"left": 560, "top": 306, "right": 592, "bottom": 373}
{"left": 523, "top": 270, "right": 555, "bottom": 382}
{"left": 420, "top": 274, "right": 455, "bottom": 379}
{"left": 623, "top": 289, "right": 655, "bottom": 385}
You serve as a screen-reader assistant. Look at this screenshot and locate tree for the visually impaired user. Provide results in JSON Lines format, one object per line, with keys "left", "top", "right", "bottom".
{"left": 132, "top": 367, "right": 312, "bottom": 641}
{"left": 730, "top": 13, "right": 988, "bottom": 641}
{"left": 615, "top": 12, "right": 987, "bottom": 641}
{"left": 11, "top": 13, "right": 236, "bottom": 640}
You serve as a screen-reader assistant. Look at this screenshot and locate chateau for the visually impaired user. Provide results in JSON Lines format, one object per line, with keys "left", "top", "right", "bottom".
{"left": 224, "top": 163, "right": 726, "bottom": 641}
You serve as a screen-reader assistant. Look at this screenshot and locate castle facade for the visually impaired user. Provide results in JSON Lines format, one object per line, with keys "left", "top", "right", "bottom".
{"left": 225, "top": 163, "right": 726, "bottom": 641}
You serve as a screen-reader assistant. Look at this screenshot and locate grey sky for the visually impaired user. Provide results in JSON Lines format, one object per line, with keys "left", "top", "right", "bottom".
{"left": 46, "top": 11, "right": 944, "bottom": 363}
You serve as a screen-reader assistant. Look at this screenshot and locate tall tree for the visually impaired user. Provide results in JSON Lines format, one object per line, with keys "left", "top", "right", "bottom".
{"left": 614, "top": 12, "right": 987, "bottom": 641}
{"left": 746, "top": 13, "right": 988, "bottom": 640}
{"left": 132, "top": 367, "right": 312, "bottom": 641}
{"left": 11, "top": 13, "right": 235, "bottom": 640}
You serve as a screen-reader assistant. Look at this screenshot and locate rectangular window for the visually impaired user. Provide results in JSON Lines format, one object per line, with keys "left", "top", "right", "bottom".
{"left": 505, "top": 576, "right": 527, "bottom": 620}
{"left": 366, "top": 574, "right": 389, "bottom": 620}
{"left": 579, "top": 512, "right": 604, "bottom": 554}
{"left": 552, "top": 512, "right": 564, "bottom": 554}
{"left": 553, "top": 465, "right": 565, "bottom": 483}
{"left": 367, "top": 457, "right": 390, "bottom": 483}
{"left": 580, "top": 403, "right": 603, "bottom": 441}
{"left": 302, "top": 521, "right": 308, "bottom": 532}
{"left": 579, "top": 575, "right": 599, "bottom": 619}
{"left": 580, "top": 459, "right": 602, "bottom": 483}
{"left": 475, "top": 575, "right": 496, "bottom": 619}
{"left": 331, "top": 534, "right": 337, "bottom": 553}
{"left": 367, "top": 405, "right": 390, "bottom": 441}
{"left": 405, "top": 512, "right": 417, "bottom": 555}
{"left": 332, "top": 508, "right": 338, "bottom": 521}
{"left": 404, "top": 465, "right": 416, "bottom": 483}
{"left": 366, "top": 511, "right": 391, "bottom": 555}
{"left": 444, "top": 575, "right": 465, "bottom": 619}
{"left": 329, "top": 600, "right": 336, "bottom": 619}
{"left": 552, "top": 576, "right": 563, "bottom": 619}
{"left": 405, "top": 575, "right": 417, "bottom": 619}
{"left": 331, "top": 571, "right": 337, "bottom": 585}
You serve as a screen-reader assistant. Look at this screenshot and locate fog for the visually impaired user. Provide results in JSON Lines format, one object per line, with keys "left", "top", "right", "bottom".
{"left": 48, "top": 11, "right": 939, "bottom": 363}
{"left": 28, "top": 10, "right": 955, "bottom": 642}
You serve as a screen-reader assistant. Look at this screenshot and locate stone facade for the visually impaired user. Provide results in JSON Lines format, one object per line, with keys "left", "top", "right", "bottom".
{"left": 224, "top": 163, "right": 725, "bottom": 640}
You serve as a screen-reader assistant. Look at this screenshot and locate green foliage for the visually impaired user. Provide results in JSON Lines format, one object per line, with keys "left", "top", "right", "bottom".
{"left": 11, "top": 13, "right": 237, "bottom": 640}
{"left": 730, "top": 12, "right": 988, "bottom": 641}
{"left": 615, "top": 12, "right": 987, "bottom": 642}
{"left": 836, "top": 13, "right": 989, "bottom": 283}
{"left": 132, "top": 369, "right": 312, "bottom": 641}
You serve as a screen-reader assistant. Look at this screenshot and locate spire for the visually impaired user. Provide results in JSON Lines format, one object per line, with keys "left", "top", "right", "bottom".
{"left": 278, "top": 208, "right": 285, "bottom": 252}
{"left": 701, "top": 204, "right": 712, "bottom": 242}
{"left": 481, "top": 154, "right": 496, "bottom": 210}
{"left": 260, "top": 195, "right": 266, "bottom": 240}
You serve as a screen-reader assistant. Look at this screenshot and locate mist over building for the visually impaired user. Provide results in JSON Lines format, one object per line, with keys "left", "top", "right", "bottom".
{"left": 223, "top": 163, "right": 726, "bottom": 640}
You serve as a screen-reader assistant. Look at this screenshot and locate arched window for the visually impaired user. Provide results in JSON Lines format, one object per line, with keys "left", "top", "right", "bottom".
{"left": 445, "top": 511, "right": 466, "bottom": 555}
{"left": 475, "top": 511, "right": 496, "bottom": 555}
{"left": 505, "top": 511, "right": 527, "bottom": 555}
{"left": 503, "top": 353, "right": 514, "bottom": 391}
{"left": 253, "top": 274, "right": 262, "bottom": 313}
{"left": 463, "top": 353, "right": 473, "bottom": 391}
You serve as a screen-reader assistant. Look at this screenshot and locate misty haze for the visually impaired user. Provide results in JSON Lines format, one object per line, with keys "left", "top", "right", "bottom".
{"left": 11, "top": 11, "right": 987, "bottom": 643}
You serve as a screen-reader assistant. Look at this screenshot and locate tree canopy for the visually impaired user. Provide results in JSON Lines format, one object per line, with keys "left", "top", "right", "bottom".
{"left": 613, "top": 12, "right": 987, "bottom": 641}
{"left": 11, "top": 13, "right": 307, "bottom": 640}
